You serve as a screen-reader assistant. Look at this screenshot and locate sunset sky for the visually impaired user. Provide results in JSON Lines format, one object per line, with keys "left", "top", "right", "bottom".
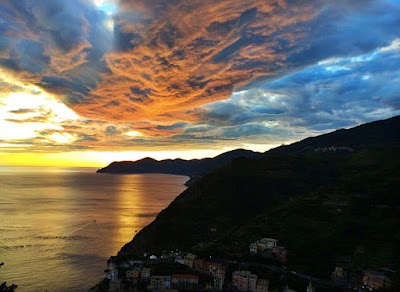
{"left": 0, "top": 0, "right": 399, "bottom": 166}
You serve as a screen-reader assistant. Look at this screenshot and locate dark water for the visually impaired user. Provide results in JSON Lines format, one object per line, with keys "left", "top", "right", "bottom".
{"left": 0, "top": 166, "right": 188, "bottom": 291}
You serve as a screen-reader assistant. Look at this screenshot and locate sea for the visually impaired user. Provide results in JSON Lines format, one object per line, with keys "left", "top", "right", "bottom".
{"left": 0, "top": 166, "right": 188, "bottom": 292}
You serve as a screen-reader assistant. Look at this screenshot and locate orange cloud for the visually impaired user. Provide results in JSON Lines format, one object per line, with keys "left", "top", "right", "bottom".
{"left": 72, "top": 0, "right": 318, "bottom": 130}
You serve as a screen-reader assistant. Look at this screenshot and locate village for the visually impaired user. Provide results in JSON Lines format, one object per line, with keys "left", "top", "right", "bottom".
{"left": 93, "top": 238, "right": 393, "bottom": 292}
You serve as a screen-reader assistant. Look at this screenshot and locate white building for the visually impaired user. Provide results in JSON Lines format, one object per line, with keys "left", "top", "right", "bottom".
{"left": 250, "top": 238, "right": 278, "bottom": 254}
{"left": 257, "top": 238, "right": 278, "bottom": 250}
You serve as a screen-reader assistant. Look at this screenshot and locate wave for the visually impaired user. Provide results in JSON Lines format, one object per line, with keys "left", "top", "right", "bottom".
{"left": 34, "top": 235, "right": 89, "bottom": 241}
{"left": 0, "top": 244, "right": 43, "bottom": 250}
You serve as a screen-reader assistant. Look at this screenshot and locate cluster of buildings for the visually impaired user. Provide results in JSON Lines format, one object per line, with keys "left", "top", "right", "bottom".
{"left": 182, "top": 254, "right": 226, "bottom": 291}
{"left": 331, "top": 265, "right": 394, "bottom": 291}
{"left": 107, "top": 263, "right": 200, "bottom": 291}
{"left": 148, "top": 274, "right": 199, "bottom": 291}
{"left": 106, "top": 252, "right": 274, "bottom": 291}
{"left": 249, "top": 238, "right": 287, "bottom": 263}
{"left": 105, "top": 253, "right": 228, "bottom": 291}
{"left": 103, "top": 238, "right": 395, "bottom": 292}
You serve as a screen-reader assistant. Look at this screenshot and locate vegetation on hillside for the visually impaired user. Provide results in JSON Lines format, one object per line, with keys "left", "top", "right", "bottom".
{"left": 116, "top": 116, "right": 400, "bottom": 283}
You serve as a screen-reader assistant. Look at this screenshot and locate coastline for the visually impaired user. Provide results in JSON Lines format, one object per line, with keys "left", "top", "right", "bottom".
{"left": 89, "top": 173, "right": 190, "bottom": 291}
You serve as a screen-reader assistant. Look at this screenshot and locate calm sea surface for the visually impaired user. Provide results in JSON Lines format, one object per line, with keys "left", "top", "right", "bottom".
{"left": 0, "top": 166, "right": 188, "bottom": 292}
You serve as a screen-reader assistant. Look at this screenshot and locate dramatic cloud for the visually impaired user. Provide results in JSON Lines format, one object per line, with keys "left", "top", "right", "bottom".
{"left": 0, "top": 0, "right": 399, "bottom": 159}
{"left": 77, "top": 0, "right": 317, "bottom": 124}
{"left": 75, "top": 0, "right": 400, "bottom": 128}
{"left": 196, "top": 39, "right": 400, "bottom": 143}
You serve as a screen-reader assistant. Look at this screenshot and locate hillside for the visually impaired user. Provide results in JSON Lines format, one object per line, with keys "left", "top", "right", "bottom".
{"left": 265, "top": 116, "right": 400, "bottom": 156}
{"left": 115, "top": 116, "right": 400, "bottom": 281}
{"left": 199, "top": 146, "right": 400, "bottom": 276}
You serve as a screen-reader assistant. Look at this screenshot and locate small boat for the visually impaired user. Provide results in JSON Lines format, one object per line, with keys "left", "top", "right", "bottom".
{"left": 0, "top": 262, "right": 4, "bottom": 266}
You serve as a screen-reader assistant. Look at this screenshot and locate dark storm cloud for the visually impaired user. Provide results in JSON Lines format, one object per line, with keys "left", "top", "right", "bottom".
{"left": 283, "top": 1, "right": 400, "bottom": 66}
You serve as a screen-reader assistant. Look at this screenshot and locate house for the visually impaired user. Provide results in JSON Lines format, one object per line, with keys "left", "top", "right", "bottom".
{"left": 271, "top": 246, "right": 287, "bottom": 263}
{"left": 250, "top": 243, "right": 258, "bottom": 255}
{"left": 107, "top": 268, "right": 118, "bottom": 280}
{"left": 109, "top": 279, "right": 122, "bottom": 292}
{"left": 207, "top": 262, "right": 225, "bottom": 290}
{"left": 141, "top": 267, "right": 151, "bottom": 280}
{"left": 149, "top": 275, "right": 172, "bottom": 290}
{"left": 256, "top": 238, "right": 278, "bottom": 250}
{"left": 249, "top": 273, "right": 258, "bottom": 292}
{"left": 256, "top": 279, "right": 269, "bottom": 292}
{"left": 184, "top": 253, "right": 197, "bottom": 268}
{"left": 362, "top": 270, "right": 391, "bottom": 290}
{"left": 162, "top": 276, "right": 172, "bottom": 290}
{"left": 194, "top": 258, "right": 205, "bottom": 272}
{"left": 332, "top": 266, "right": 344, "bottom": 279}
{"left": 331, "top": 265, "right": 349, "bottom": 287}
{"left": 171, "top": 274, "right": 199, "bottom": 290}
{"left": 126, "top": 267, "right": 141, "bottom": 282}
{"left": 232, "top": 270, "right": 258, "bottom": 292}
{"left": 149, "top": 276, "right": 163, "bottom": 290}
{"left": 204, "top": 261, "right": 225, "bottom": 275}
{"left": 214, "top": 274, "right": 225, "bottom": 291}
{"left": 250, "top": 238, "right": 278, "bottom": 254}
{"left": 191, "top": 260, "right": 225, "bottom": 290}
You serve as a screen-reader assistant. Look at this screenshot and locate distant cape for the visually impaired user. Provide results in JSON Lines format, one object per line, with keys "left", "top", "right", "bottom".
{"left": 96, "top": 149, "right": 262, "bottom": 185}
